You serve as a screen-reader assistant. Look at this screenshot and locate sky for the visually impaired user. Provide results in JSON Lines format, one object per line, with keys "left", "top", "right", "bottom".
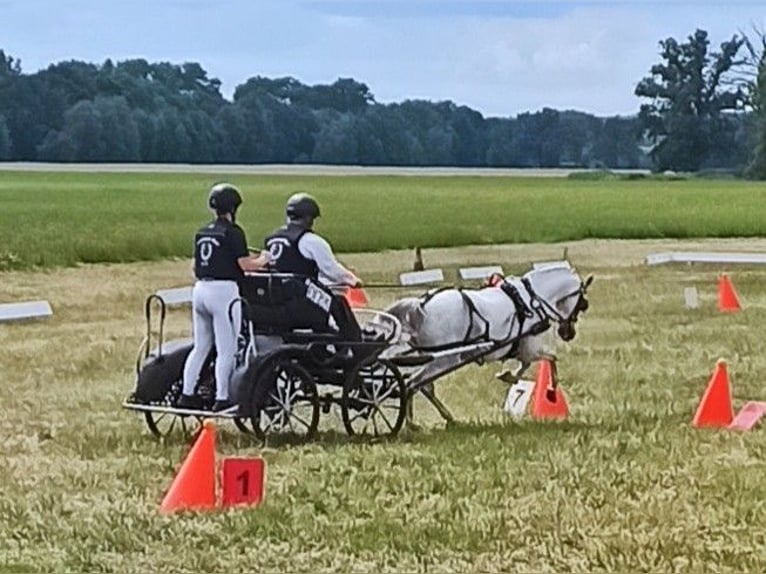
{"left": 1, "top": 0, "right": 764, "bottom": 118}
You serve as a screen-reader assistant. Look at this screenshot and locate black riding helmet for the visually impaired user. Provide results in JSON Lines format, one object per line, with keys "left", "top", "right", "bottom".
{"left": 208, "top": 183, "right": 242, "bottom": 215}
{"left": 286, "top": 192, "right": 321, "bottom": 220}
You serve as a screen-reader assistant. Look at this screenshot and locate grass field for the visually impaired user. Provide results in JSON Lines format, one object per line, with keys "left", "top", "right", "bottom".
{"left": 2, "top": 237, "right": 766, "bottom": 573}
{"left": 2, "top": 171, "right": 766, "bottom": 270}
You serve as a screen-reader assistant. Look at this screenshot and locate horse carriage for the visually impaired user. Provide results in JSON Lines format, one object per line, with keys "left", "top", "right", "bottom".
{"left": 122, "top": 264, "right": 592, "bottom": 441}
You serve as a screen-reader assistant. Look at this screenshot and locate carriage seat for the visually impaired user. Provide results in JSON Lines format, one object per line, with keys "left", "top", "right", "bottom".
{"left": 239, "top": 272, "right": 361, "bottom": 342}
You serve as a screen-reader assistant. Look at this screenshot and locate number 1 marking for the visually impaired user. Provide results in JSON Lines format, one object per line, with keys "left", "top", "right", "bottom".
{"left": 237, "top": 470, "right": 250, "bottom": 496}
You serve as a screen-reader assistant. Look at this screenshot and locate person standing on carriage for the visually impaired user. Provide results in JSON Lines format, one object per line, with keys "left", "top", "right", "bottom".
{"left": 264, "top": 192, "right": 363, "bottom": 340}
{"left": 177, "top": 183, "right": 271, "bottom": 412}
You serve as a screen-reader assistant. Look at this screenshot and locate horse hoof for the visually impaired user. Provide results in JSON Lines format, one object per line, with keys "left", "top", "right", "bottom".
{"left": 406, "top": 421, "right": 422, "bottom": 432}
{"left": 495, "top": 370, "right": 516, "bottom": 384}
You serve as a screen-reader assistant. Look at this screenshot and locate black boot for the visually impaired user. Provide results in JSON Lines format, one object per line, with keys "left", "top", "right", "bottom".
{"left": 212, "top": 399, "right": 236, "bottom": 413}
{"left": 176, "top": 394, "right": 203, "bottom": 410}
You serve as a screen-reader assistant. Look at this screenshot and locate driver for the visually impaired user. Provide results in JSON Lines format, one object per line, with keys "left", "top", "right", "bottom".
{"left": 264, "top": 192, "right": 362, "bottom": 340}
{"left": 178, "top": 183, "right": 270, "bottom": 412}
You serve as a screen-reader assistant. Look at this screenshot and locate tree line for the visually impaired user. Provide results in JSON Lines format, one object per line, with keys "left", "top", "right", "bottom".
{"left": 0, "top": 27, "right": 764, "bottom": 175}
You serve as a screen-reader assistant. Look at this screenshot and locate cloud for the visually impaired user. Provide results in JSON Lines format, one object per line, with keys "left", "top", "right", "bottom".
{"left": 1, "top": 0, "right": 763, "bottom": 117}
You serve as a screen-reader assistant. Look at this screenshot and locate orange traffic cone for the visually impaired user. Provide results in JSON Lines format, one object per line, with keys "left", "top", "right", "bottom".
{"left": 530, "top": 359, "right": 569, "bottom": 420}
{"left": 345, "top": 286, "right": 368, "bottom": 308}
{"left": 718, "top": 274, "right": 741, "bottom": 312}
{"left": 692, "top": 359, "right": 734, "bottom": 428}
{"left": 159, "top": 420, "right": 217, "bottom": 514}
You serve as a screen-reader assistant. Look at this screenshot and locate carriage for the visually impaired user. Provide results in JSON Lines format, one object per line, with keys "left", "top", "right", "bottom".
{"left": 123, "top": 272, "right": 414, "bottom": 441}
{"left": 122, "top": 265, "right": 592, "bottom": 441}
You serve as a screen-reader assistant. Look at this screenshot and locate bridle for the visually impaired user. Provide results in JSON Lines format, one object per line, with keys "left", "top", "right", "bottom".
{"left": 520, "top": 276, "right": 590, "bottom": 338}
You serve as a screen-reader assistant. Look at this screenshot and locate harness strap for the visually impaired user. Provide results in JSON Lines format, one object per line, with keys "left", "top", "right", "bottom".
{"left": 458, "top": 290, "right": 490, "bottom": 343}
{"left": 413, "top": 283, "right": 541, "bottom": 356}
{"left": 497, "top": 280, "right": 544, "bottom": 360}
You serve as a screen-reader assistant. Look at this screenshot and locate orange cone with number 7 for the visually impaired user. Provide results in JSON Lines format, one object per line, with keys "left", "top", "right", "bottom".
{"left": 159, "top": 420, "right": 217, "bottom": 514}
{"left": 530, "top": 359, "right": 569, "bottom": 420}
{"left": 692, "top": 359, "right": 734, "bottom": 428}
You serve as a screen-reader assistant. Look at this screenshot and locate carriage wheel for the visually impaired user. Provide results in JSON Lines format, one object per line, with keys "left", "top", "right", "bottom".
{"left": 341, "top": 358, "right": 407, "bottom": 438}
{"left": 250, "top": 359, "right": 320, "bottom": 442}
{"left": 143, "top": 379, "right": 202, "bottom": 439}
{"left": 144, "top": 410, "right": 202, "bottom": 439}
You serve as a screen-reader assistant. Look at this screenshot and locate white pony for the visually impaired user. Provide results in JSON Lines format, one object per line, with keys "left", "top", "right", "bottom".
{"left": 384, "top": 264, "right": 593, "bottom": 424}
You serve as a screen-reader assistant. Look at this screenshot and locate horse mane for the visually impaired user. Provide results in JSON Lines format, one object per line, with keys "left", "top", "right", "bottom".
{"left": 384, "top": 297, "right": 425, "bottom": 333}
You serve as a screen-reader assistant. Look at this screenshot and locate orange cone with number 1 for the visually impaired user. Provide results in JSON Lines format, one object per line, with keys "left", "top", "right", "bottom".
{"left": 159, "top": 420, "right": 217, "bottom": 514}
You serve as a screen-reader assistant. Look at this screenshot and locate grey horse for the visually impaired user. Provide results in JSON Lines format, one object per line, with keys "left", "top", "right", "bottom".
{"left": 384, "top": 264, "right": 592, "bottom": 425}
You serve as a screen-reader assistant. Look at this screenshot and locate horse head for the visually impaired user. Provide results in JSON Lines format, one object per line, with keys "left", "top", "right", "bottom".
{"left": 521, "top": 264, "right": 593, "bottom": 341}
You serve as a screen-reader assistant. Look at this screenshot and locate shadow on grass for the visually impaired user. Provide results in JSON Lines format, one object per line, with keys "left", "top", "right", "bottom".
{"left": 115, "top": 408, "right": 686, "bottom": 454}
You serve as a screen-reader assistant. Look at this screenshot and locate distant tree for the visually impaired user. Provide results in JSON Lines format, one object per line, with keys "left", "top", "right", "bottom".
{"left": 591, "top": 117, "right": 642, "bottom": 169}
{"left": 0, "top": 50, "right": 21, "bottom": 80}
{"left": 744, "top": 28, "right": 766, "bottom": 179}
{"left": 0, "top": 114, "right": 11, "bottom": 159}
{"left": 311, "top": 111, "right": 358, "bottom": 164}
{"left": 635, "top": 29, "right": 749, "bottom": 171}
{"left": 485, "top": 118, "right": 517, "bottom": 166}
{"left": 513, "top": 108, "right": 562, "bottom": 167}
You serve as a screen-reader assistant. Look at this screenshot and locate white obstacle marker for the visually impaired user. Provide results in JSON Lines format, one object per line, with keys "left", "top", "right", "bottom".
{"left": 503, "top": 379, "right": 535, "bottom": 418}
{"left": 156, "top": 286, "right": 193, "bottom": 306}
{"left": 459, "top": 265, "right": 504, "bottom": 280}
{"left": 533, "top": 260, "right": 572, "bottom": 270}
{"left": 646, "top": 252, "right": 766, "bottom": 266}
{"left": 399, "top": 268, "right": 444, "bottom": 286}
{"left": 684, "top": 287, "right": 699, "bottom": 310}
{"left": 0, "top": 300, "right": 53, "bottom": 323}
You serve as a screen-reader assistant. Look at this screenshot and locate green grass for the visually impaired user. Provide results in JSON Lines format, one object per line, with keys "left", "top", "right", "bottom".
{"left": 2, "top": 171, "right": 766, "bottom": 270}
{"left": 1, "top": 241, "right": 766, "bottom": 572}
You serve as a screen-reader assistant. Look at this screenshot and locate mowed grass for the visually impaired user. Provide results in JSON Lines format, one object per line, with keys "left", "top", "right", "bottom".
{"left": 2, "top": 171, "right": 766, "bottom": 270}
{"left": 1, "top": 239, "right": 766, "bottom": 573}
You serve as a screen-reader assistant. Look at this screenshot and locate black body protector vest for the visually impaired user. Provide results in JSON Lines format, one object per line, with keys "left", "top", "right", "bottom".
{"left": 194, "top": 219, "right": 244, "bottom": 281}
{"left": 265, "top": 224, "right": 320, "bottom": 279}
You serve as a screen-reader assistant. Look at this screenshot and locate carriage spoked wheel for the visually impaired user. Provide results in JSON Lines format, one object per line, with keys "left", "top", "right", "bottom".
{"left": 250, "top": 359, "right": 320, "bottom": 442}
{"left": 143, "top": 379, "right": 203, "bottom": 440}
{"left": 341, "top": 357, "right": 407, "bottom": 438}
{"left": 142, "top": 371, "right": 252, "bottom": 438}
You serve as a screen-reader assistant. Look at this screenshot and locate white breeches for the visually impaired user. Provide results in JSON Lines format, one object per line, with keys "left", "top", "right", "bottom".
{"left": 182, "top": 280, "right": 241, "bottom": 400}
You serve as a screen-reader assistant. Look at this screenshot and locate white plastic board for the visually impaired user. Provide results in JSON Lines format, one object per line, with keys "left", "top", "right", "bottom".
{"left": 684, "top": 287, "right": 699, "bottom": 309}
{"left": 0, "top": 300, "right": 53, "bottom": 322}
{"left": 646, "top": 252, "right": 766, "bottom": 266}
{"left": 459, "top": 265, "right": 504, "bottom": 280}
{"left": 399, "top": 268, "right": 444, "bottom": 286}
{"left": 156, "top": 286, "right": 193, "bottom": 306}
{"left": 533, "top": 260, "right": 572, "bottom": 270}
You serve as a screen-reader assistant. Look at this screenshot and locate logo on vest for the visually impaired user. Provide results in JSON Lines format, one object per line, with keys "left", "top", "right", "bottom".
{"left": 267, "top": 237, "right": 290, "bottom": 261}
{"left": 197, "top": 236, "right": 221, "bottom": 266}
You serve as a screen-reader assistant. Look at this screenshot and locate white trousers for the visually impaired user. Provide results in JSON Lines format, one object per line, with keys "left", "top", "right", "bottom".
{"left": 182, "top": 280, "right": 241, "bottom": 401}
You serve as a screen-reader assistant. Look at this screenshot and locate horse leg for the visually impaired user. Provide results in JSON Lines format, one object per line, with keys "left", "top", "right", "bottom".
{"left": 405, "top": 392, "right": 422, "bottom": 432}
{"left": 495, "top": 362, "right": 517, "bottom": 384}
{"left": 421, "top": 383, "right": 455, "bottom": 424}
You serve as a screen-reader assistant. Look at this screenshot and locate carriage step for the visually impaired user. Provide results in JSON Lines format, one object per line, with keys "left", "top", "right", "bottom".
{"left": 121, "top": 401, "right": 241, "bottom": 419}
{"left": 388, "top": 354, "right": 434, "bottom": 367}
